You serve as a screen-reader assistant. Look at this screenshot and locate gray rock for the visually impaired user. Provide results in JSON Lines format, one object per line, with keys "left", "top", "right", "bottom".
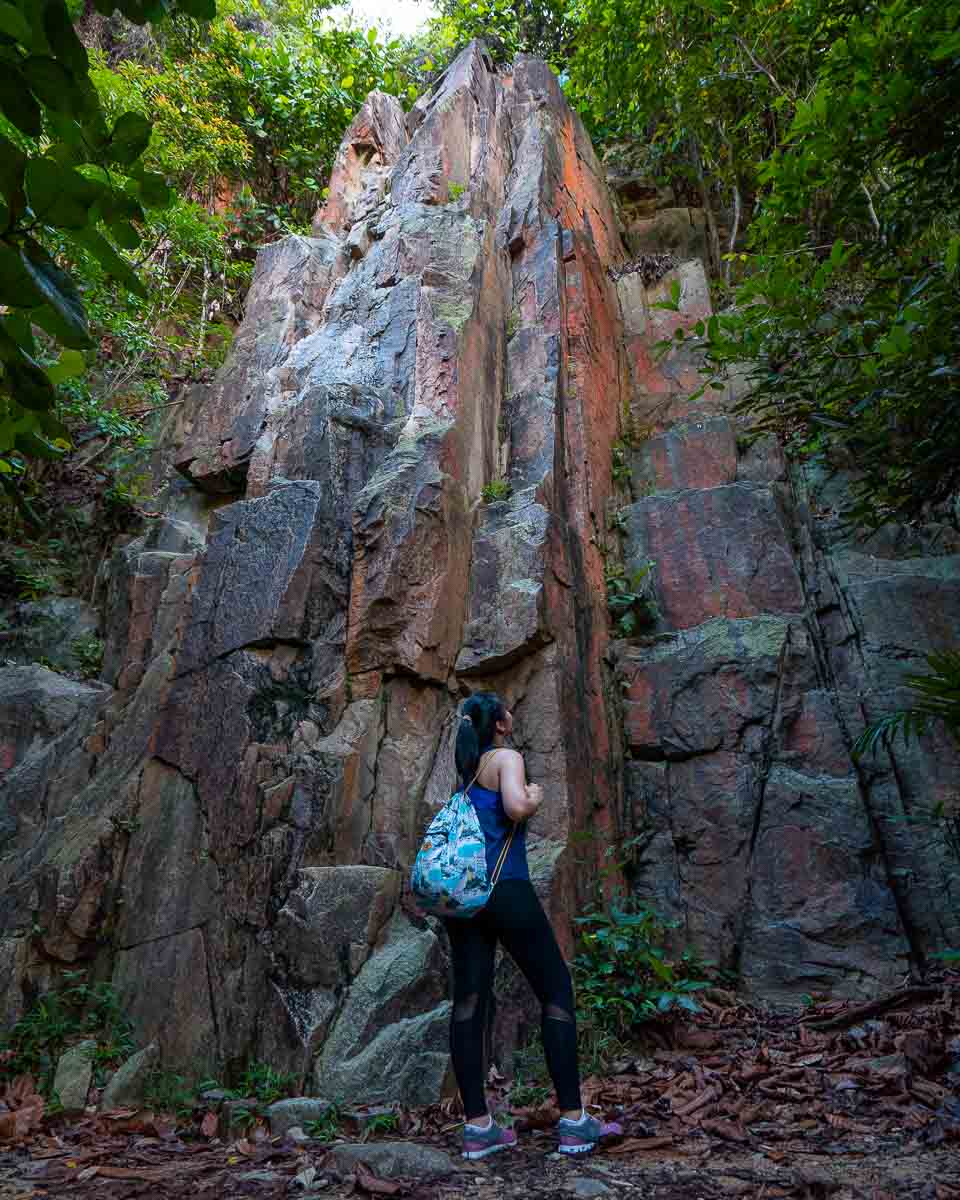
{"left": 624, "top": 205, "right": 708, "bottom": 262}
{"left": 314, "top": 914, "right": 449, "bottom": 1106}
{"left": 292, "top": 1165, "right": 318, "bottom": 1190}
{"left": 566, "top": 1180, "right": 613, "bottom": 1198}
{"left": 266, "top": 1096, "right": 334, "bottom": 1137}
{"left": 100, "top": 1041, "right": 159, "bottom": 1110}
{"left": 329, "top": 1141, "right": 457, "bottom": 1179}
{"left": 273, "top": 867, "right": 400, "bottom": 990}
{"left": 53, "top": 1040, "right": 95, "bottom": 1113}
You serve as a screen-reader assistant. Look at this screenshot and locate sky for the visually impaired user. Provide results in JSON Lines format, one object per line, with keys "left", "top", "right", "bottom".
{"left": 345, "top": 0, "right": 438, "bottom": 37}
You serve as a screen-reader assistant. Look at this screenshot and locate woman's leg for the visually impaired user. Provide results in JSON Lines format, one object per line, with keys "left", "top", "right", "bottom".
{"left": 444, "top": 915, "right": 498, "bottom": 1121}
{"left": 487, "top": 880, "right": 582, "bottom": 1115}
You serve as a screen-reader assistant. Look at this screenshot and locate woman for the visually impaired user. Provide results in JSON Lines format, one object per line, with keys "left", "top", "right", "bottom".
{"left": 446, "top": 692, "right": 622, "bottom": 1160}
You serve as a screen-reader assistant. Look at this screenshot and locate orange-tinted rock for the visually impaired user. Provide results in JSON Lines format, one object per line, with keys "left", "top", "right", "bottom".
{"left": 626, "top": 484, "right": 804, "bottom": 630}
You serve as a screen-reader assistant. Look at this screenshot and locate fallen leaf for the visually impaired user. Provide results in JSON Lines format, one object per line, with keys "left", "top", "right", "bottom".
{"left": 701, "top": 1118, "right": 750, "bottom": 1143}
{"left": 354, "top": 1163, "right": 405, "bottom": 1195}
{"left": 96, "top": 1165, "right": 171, "bottom": 1181}
{"left": 606, "top": 1135, "right": 675, "bottom": 1153}
{"left": 201, "top": 1110, "right": 219, "bottom": 1138}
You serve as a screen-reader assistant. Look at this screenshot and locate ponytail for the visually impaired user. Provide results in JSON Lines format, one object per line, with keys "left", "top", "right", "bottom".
{"left": 454, "top": 692, "right": 506, "bottom": 788}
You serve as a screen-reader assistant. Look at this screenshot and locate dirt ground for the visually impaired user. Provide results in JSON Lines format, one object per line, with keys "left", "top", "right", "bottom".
{"left": 1, "top": 984, "right": 957, "bottom": 1199}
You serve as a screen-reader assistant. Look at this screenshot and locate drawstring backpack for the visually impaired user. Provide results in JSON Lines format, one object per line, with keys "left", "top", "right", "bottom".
{"left": 410, "top": 749, "right": 516, "bottom": 918}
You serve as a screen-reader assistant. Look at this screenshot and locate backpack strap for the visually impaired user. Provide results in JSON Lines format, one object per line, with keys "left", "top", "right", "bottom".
{"left": 490, "top": 821, "right": 517, "bottom": 887}
{"left": 463, "top": 748, "right": 497, "bottom": 796}
{"left": 475, "top": 747, "right": 517, "bottom": 886}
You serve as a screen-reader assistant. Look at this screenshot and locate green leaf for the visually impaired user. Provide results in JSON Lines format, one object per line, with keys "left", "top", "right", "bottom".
{"left": 175, "top": 0, "right": 216, "bottom": 17}
{"left": 25, "top": 158, "right": 97, "bottom": 229}
{"left": 0, "top": 2, "right": 32, "bottom": 44}
{"left": 132, "top": 169, "right": 171, "bottom": 209}
{"left": 0, "top": 134, "right": 27, "bottom": 225}
{"left": 6, "top": 358, "right": 56, "bottom": 412}
{"left": 0, "top": 68, "right": 42, "bottom": 137}
{"left": 946, "top": 235, "right": 960, "bottom": 278}
{"left": 43, "top": 0, "right": 90, "bottom": 76}
{"left": 18, "top": 236, "right": 91, "bottom": 348}
{"left": 45, "top": 348, "right": 86, "bottom": 385}
{"left": 340, "top": 75, "right": 354, "bottom": 89}
{"left": 21, "top": 55, "right": 87, "bottom": 114}
{"left": 0, "top": 242, "right": 44, "bottom": 307}
{"left": 107, "top": 111, "right": 152, "bottom": 167}
{"left": 107, "top": 220, "right": 141, "bottom": 251}
{"left": 0, "top": 311, "right": 36, "bottom": 358}
{"left": 14, "top": 428, "right": 65, "bottom": 458}
{"left": 71, "top": 226, "right": 145, "bottom": 297}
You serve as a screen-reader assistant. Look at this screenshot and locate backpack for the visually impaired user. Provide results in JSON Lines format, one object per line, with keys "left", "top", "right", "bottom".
{"left": 410, "top": 750, "right": 516, "bottom": 918}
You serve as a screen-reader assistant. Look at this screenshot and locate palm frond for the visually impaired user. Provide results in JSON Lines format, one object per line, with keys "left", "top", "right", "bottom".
{"left": 853, "top": 649, "right": 960, "bottom": 759}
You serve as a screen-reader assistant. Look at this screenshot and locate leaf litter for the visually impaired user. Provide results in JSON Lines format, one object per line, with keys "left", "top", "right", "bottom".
{"left": 0, "top": 977, "right": 957, "bottom": 1199}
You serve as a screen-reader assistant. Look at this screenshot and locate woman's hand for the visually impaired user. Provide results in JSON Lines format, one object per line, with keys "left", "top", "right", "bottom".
{"left": 524, "top": 782, "right": 543, "bottom": 813}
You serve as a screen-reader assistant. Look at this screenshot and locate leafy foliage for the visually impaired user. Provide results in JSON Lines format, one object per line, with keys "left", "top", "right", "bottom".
{"left": 681, "top": 3, "right": 958, "bottom": 526}
{"left": 853, "top": 650, "right": 960, "bottom": 759}
{"left": 0, "top": 0, "right": 220, "bottom": 502}
{"left": 573, "top": 896, "right": 710, "bottom": 1040}
{"left": 143, "top": 1068, "right": 199, "bottom": 1118}
{"left": 480, "top": 477, "right": 511, "bottom": 502}
{"left": 605, "top": 559, "right": 658, "bottom": 636}
{"left": 428, "top": 0, "right": 572, "bottom": 66}
{"left": 0, "top": 971, "right": 135, "bottom": 1097}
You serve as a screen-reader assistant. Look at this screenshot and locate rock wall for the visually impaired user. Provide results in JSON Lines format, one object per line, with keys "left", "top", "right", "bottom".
{"left": 1, "top": 42, "right": 958, "bottom": 1100}
{"left": 0, "top": 45, "right": 627, "bottom": 1100}
{"left": 611, "top": 270, "right": 960, "bottom": 1002}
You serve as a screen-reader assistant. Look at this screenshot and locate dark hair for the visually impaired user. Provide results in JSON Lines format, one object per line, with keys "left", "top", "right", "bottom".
{"left": 455, "top": 693, "right": 506, "bottom": 787}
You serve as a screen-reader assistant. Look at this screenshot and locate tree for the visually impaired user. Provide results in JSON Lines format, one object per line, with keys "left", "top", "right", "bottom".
{"left": 0, "top": 0, "right": 214, "bottom": 517}
{"left": 698, "top": 0, "right": 960, "bottom": 527}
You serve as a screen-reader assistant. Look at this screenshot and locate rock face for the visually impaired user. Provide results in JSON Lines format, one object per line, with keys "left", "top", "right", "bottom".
{"left": 0, "top": 45, "right": 623, "bottom": 1099}
{"left": 0, "top": 41, "right": 957, "bottom": 1099}
{"left": 612, "top": 269, "right": 960, "bottom": 1001}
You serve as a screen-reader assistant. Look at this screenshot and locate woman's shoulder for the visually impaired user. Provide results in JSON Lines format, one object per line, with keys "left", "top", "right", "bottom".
{"left": 486, "top": 746, "right": 523, "bottom": 769}
{"left": 477, "top": 746, "right": 522, "bottom": 786}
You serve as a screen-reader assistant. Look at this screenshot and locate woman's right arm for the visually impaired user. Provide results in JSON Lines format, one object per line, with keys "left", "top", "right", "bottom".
{"left": 498, "top": 749, "right": 542, "bottom": 822}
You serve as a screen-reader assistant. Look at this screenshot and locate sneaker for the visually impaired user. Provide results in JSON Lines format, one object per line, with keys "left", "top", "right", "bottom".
{"left": 461, "top": 1117, "right": 518, "bottom": 1160}
{"left": 556, "top": 1111, "right": 624, "bottom": 1155}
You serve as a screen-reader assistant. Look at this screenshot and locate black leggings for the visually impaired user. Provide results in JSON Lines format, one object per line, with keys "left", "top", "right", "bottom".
{"left": 443, "top": 878, "right": 581, "bottom": 1118}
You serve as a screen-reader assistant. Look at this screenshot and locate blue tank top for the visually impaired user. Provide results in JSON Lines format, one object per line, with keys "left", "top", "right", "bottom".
{"left": 467, "top": 781, "right": 529, "bottom": 883}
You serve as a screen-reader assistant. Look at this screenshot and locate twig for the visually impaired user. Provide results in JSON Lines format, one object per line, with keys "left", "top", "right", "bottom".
{"left": 861, "top": 180, "right": 882, "bottom": 238}
{"left": 734, "top": 34, "right": 793, "bottom": 100}
{"left": 802, "top": 985, "right": 940, "bottom": 1031}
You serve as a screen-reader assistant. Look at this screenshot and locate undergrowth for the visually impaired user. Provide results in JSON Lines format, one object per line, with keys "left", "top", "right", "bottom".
{"left": 0, "top": 972, "right": 135, "bottom": 1099}
{"left": 573, "top": 896, "right": 710, "bottom": 1042}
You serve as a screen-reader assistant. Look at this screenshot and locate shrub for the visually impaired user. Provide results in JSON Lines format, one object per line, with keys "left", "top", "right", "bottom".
{"left": 0, "top": 972, "right": 135, "bottom": 1097}
{"left": 573, "top": 896, "right": 710, "bottom": 1042}
{"left": 481, "top": 478, "right": 511, "bottom": 503}
{"left": 72, "top": 634, "right": 104, "bottom": 680}
{"left": 605, "top": 559, "right": 658, "bottom": 635}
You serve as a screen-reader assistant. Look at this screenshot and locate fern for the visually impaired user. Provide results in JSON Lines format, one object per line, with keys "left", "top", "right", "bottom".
{"left": 853, "top": 649, "right": 960, "bottom": 759}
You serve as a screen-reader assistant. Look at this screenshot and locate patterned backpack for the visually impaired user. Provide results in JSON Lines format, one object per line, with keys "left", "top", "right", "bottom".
{"left": 410, "top": 750, "right": 516, "bottom": 918}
